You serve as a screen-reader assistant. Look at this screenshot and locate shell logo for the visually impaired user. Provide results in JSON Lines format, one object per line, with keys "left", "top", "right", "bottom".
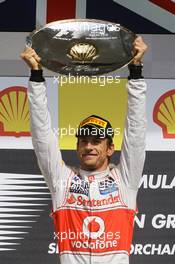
{"left": 153, "top": 89, "right": 175, "bottom": 138}
{"left": 0, "top": 86, "right": 31, "bottom": 137}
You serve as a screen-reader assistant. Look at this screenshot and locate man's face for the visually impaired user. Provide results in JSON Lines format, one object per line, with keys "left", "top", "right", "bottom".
{"left": 77, "top": 136, "right": 114, "bottom": 171}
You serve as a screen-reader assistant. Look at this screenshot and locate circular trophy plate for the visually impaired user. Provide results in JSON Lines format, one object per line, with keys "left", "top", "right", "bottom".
{"left": 27, "top": 19, "right": 136, "bottom": 75}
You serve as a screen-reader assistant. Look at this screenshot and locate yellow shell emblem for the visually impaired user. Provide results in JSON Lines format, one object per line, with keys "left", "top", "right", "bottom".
{"left": 0, "top": 86, "right": 30, "bottom": 137}
{"left": 153, "top": 89, "right": 175, "bottom": 138}
{"left": 67, "top": 43, "right": 98, "bottom": 62}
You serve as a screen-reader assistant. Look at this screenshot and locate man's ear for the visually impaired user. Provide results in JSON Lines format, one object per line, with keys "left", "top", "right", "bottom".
{"left": 107, "top": 143, "right": 115, "bottom": 157}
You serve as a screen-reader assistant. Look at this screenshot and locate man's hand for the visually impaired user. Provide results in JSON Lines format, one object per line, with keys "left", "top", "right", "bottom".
{"left": 20, "top": 47, "right": 42, "bottom": 70}
{"left": 132, "top": 36, "right": 148, "bottom": 65}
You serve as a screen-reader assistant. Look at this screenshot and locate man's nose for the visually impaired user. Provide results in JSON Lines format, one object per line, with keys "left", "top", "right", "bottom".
{"left": 84, "top": 141, "right": 93, "bottom": 149}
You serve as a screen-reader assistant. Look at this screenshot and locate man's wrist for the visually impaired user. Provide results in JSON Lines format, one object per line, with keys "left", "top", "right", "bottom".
{"left": 131, "top": 58, "right": 143, "bottom": 65}
{"left": 30, "top": 70, "right": 45, "bottom": 82}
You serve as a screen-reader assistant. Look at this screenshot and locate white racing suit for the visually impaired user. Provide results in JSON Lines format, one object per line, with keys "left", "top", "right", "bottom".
{"left": 28, "top": 79, "right": 146, "bottom": 264}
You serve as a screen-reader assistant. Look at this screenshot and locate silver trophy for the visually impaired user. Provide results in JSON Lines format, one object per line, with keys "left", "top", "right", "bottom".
{"left": 26, "top": 19, "right": 136, "bottom": 75}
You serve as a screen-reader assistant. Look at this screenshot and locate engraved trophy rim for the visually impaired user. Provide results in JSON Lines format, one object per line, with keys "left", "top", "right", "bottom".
{"left": 26, "top": 18, "right": 137, "bottom": 75}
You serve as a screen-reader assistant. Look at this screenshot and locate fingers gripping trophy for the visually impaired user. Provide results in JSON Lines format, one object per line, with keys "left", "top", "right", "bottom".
{"left": 21, "top": 19, "right": 148, "bottom": 264}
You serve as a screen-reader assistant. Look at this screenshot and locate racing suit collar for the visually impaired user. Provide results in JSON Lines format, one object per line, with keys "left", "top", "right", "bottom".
{"left": 79, "top": 167, "right": 110, "bottom": 180}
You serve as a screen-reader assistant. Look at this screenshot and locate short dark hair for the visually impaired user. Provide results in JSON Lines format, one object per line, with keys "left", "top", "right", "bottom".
{"left": 106, "top": 137, "right": 113, "bottom": 146}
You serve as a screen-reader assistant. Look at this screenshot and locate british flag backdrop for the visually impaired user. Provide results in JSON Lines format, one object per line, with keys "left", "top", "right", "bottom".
{"left": 0, "top": 1, "right": 175, "bottom": 264}
{"left": 0, "top": 0, "right": 175, "bottom": 33}
{"left": 0, "top": 0, "right": 36, "bottom": 32}
{"left": 0, "top": 0, "right": 77, "bottom": 32}
{"left": 86, "top": 0, "right": 175, "bottom": 34}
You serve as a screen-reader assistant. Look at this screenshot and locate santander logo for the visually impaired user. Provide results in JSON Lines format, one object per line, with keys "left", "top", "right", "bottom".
{"left": 66, "top": 194, "right": 120, "bottom": 206}
{"left": 67, "top": 194, "right": 76, "bottom": 204}
{"left": 83, "top": 216, "right": 105, "bottom": 239}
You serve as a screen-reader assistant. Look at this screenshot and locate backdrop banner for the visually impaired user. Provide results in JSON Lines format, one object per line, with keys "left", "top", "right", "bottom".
{"left": 0, "top": 150, "right": 174, "bottom": 264}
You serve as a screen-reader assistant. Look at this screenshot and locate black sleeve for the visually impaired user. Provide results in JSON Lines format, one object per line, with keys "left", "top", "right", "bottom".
{"left": 128, "top": 64, "right": 144, "bottom": 80}
{"left": 29, "top": 70, "right": 45, "bottom": 82}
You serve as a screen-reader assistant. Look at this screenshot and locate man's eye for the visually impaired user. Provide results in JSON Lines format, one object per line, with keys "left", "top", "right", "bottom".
{"left": 93, "top": 139, "right": 101, "bottom": 144}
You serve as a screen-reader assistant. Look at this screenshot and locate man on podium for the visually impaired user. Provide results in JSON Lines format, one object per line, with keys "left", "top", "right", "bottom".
{"left": 21, "top": 36, "right": 148, "bottom": 264}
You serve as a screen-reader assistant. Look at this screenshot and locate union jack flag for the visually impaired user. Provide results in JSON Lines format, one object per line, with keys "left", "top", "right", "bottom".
{"left": 1, "top": 0, "right": 175, "bottom": 33}
{"left": 86, "top": 0, "right": 175, "bottom": 33}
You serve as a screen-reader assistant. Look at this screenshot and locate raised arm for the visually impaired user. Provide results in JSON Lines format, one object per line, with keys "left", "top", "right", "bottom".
{"left": 20, "top": 48, "right": 70, "bottom": 200}
{"left": 118, "top": 37, "right": 148, "bottom": 190}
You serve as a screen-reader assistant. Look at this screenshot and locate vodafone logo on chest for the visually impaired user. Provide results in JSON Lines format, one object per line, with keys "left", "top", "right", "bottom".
{"left": 71, "top": 215, "right": 120, "bottom": 251}
{"left": 83, "top": 216, "right": 105, "bottom": 239}
{"left": 55, "top": 208, "right": 135, "bottom": 254}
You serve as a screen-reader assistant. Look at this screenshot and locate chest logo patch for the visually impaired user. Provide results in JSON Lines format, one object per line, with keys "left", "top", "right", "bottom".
{"left": 98, "top": 176, "right": 118, "bottom": 195}
{"left": 70, "top": 176, "right": 90, "bottom": 196}
{"left": 83, "top": 216, "right": 105, "bottom": 239}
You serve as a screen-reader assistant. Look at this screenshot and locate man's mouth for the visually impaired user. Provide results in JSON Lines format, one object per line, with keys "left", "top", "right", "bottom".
{"left": 82, "top": 153, "right": 97, "bottom": 158}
